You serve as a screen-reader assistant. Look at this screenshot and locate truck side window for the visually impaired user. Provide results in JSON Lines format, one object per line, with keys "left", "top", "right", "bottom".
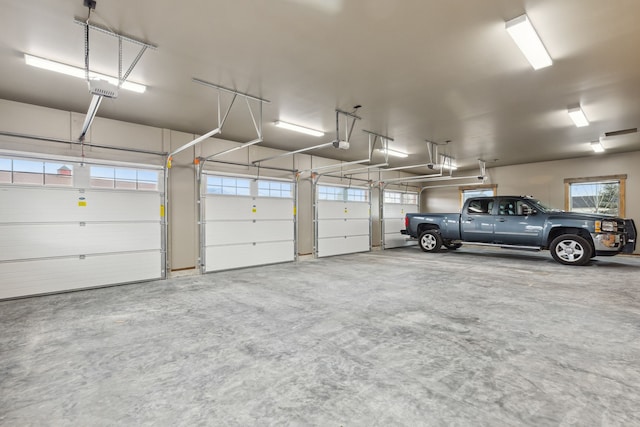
{"left": 499, "top": 199, "right": 516, "bottom": 215}
{"left": 467, "top": 199, "right": 492, "bottom": 214}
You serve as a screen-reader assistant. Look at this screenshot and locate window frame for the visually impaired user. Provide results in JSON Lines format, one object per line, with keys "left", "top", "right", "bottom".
{"left": 564, "top": 174, "right": 626, "bottom": 217}
{"left": 317, "top": 185, "right": 370, "bottom": 203}
{"left": 0, "top": 157, "right": 74, "bottom": 187}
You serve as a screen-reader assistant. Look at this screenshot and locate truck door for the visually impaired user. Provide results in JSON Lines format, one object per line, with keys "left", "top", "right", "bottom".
{"left": 493, "top": 198, "right": 545, "bottom": 246}
{"left": 460, "top": 198, "right": 495, "bottom": 242}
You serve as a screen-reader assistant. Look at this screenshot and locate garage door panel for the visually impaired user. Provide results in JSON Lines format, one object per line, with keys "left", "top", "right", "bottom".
{"left": 205, "top": 241, "right": 294, "bottom": 272}
{"left": 317, "top": 201, "right": 369, "bottom": 219}
{"left": 0, "top": 187, "right": 160, "bottom": 223}
{"left": 205, "top": 196, "right": 254, "bottom": 221}
{"left": 202, "top": 175, "right": 296, "bottom": 273}
{"left": 253, "top": 198, "right": 294, "bottom": 220}
{"left": 345, "top": 202, "right": 370, "bottom": 218}
{"left": 317, "top": 235, "right": 369, "bottom": 257}
{"left": 383, "top": 204, "right": 418, "bottom": 218}
{"left": 383, "top": 200, "right": 418, "bottom": 249}
{"left": 0, "top": 251, "right": 162, "bottom": 299}
{"left": 317, "top": 219, "right": 370, "bottom": 238}
{"left": 0, "top": 223, "right": 161, "bottom": 261}
{"left": 205, "top": 220, "right": 294, "bottom": 245}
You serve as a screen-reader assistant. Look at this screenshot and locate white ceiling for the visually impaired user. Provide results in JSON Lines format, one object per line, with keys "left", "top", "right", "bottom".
{"left": 1, "top": 0, "right": 639, "bottom": 172}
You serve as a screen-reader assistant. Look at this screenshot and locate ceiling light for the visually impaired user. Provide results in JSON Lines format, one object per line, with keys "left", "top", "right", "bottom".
{"left": 591, "top": 141, "right": 605, "bottom": 153}
{"left": 24, "top": 54, "right": 146, "bottom": 93}
{"left": 377, "top": 148, "right": 408, "bottom": 158}
{"left": 568, "top": 105, "right": 589, "bottom": 127}
{"left": 505, "top": 14, "right": 552, "bottom": 70}
{"left": 274, "top": 120, "right": 324, "bottom": 137}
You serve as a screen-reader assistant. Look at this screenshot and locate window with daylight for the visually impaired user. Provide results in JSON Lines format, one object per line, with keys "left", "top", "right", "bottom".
{"left": 90, "top": 166, "right": 159, "bottom": 191}
{"left": 403, "top": 193, "right": 418, "bottom": 205}
{"left": 318, "top": 185, "right": 344, "bottom": 201}
{"left": 459, "top": 185, "right": 496, "bottom": 207}
{"left": 565, "top": 175, "right": 626, "bottom": 217}
{"left": 206, "top": 175, "right": 251, "bottom": 196}
{"left": 346, "top": 188, "right": 368, "bottom": 202}
{"left": 0, "top": 157, "right": 73, "bottom": 186}
{"left": 384, "top": 191, "right": 402, "bottom": 204}
{"left": 258, "top": 180, "right": 293, "bottom": 198}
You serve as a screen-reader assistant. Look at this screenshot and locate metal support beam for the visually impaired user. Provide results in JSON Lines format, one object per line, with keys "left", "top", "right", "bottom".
{"left": 342, "top": 163, "right": 389, "bottom": 175}
{"left": 192, "top": 78, "right": 270, "bottom": 104}
{"left": 75, "top": 18, "right": 156, "bottom": 141}
{"left": 169, "top": 79, "right": 269, "bottom": 163}
{"left": 74, "top": 19, "right": 157, "bottom": 50}
{"left": 252, "top": 142, "right": 334, "bottom": 164}
{"left": 78, "top": 94, "right": 103, "bottom": 142}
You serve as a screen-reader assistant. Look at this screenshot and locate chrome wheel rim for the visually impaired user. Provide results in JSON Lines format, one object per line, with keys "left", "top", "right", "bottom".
{"left": 555, "top": 239, "right": 585, "bottom": 263}
{"left": 421, "top": 234, "right": 437, "bottom": 250}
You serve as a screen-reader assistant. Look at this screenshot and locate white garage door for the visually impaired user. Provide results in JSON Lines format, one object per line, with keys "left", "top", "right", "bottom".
{"left": 202, "top": 173, "right": 295, "bottom": 272}
{"left": 382, "top": 190, "right": 419, "bottom": 249}
{"left": 316, "top": 184, "right": 371, "bottom": 258}
{"left": 0, "top": 156, "right": 164, "bottom": 299}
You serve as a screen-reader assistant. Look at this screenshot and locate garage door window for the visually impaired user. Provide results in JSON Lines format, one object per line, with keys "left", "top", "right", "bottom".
{"left": 206, "top": 176, "right": 251, "bottom": 196}
{"left": 384, "top": 191, "right": 402, "bottom": 204}
{"left": 347, "top": 188, "right": 368, "bottom": 202}
{"left": 0, "top": 157, "right": 73, "bottom": 186}
{"left": 403, "top": 193, "right": 418, "bottom": 204}
{"left": 318, "top": 186, "right": 369, "bottom": 202}
{"left": 90, "top": 166, "right": 158, "bottom": 191}
{"left": 258, "top": 180, "right": 292, "bottom": 198}
{"left": 318, "top": 186, "right": 344, "bottom": 201}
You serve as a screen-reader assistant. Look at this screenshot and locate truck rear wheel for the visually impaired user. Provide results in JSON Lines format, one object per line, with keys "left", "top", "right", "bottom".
{"left": 550, "top": 234, "right": 592, "bottom": 266}
{"left": 419, "top": 230, "right": 442, "bottom": 252}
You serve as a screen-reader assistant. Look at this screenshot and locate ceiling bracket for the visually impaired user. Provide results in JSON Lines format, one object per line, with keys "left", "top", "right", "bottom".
{"left": 74, "top": 18, "right": 156, "bottom": 142}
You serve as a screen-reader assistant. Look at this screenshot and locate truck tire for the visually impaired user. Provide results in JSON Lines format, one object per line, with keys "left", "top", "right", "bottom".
{"left": 419, "top": 230, "right": 442, "bottom": 252}
{"left": 550, "top": 234, "right": 592, "bottom": 266}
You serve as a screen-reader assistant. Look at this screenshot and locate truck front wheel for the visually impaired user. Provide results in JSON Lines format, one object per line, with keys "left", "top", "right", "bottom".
{"left": 550, "top": 234, "right": 592, "bottom": 266}
{"left": 419, "top": 230, "right": 442, "bottom": 252}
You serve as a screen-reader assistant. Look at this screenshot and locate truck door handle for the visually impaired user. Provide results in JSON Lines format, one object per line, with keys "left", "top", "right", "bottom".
{"left": 466, "top": 217, "right": 474, "bottom": 221}
{"left": 497, "top": 218, "right": 506, "bottom": 222}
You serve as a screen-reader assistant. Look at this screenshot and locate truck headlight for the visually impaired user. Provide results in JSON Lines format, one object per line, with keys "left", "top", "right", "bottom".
{"left": 601, "top": 220, "right": 617, "bottom": 232}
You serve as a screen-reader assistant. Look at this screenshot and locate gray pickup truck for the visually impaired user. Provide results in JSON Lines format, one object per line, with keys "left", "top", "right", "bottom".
{"left": 402, "top": 195, "right": 637, "bottom": 265}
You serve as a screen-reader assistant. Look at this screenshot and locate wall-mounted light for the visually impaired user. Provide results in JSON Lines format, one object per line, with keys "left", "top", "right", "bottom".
{"left": 377, "top": 148, "right": 408, "bottom": 158}
{"left": 568, "top": 105, "right": 589, "bottom": 127}
{"left": 274, "top": 120, "right": 324, "bottom": 137}
{"left": 24, "top": 54, "right": 146, "bottom": 93}
{"left": 505, "top": 14, "right": 552, "bottom": 70}
{"left": 591, "top": 141, "right": 605, "bottom": 153}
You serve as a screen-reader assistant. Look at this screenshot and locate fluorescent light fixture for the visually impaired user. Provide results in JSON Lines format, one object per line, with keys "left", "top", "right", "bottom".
{"left": 274, "top": 120, "right": 324, "bottom": 137}
{"left": 568, "top": 105, "right": 589, "bottom": 127}
{"left": 24, "top": 54, "right": 146, "bottom": 93}
{"left": 591, "top": 141, "right": 605, "bottom": 153}
{"left": 505, "top": 14, "right": 552, "bottom": 70}
{"left": 377, "top": 148, "right": 408, "bottom": 158}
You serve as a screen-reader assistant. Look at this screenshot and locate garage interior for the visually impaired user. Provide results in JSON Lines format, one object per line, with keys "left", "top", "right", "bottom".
{"left": 1, "top": 0, "right": 640, "bottom": 425}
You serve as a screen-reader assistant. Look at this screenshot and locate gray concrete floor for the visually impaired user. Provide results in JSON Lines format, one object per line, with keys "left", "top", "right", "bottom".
{"left": 1, "top": 247, "right": 640, "bottom": 426}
